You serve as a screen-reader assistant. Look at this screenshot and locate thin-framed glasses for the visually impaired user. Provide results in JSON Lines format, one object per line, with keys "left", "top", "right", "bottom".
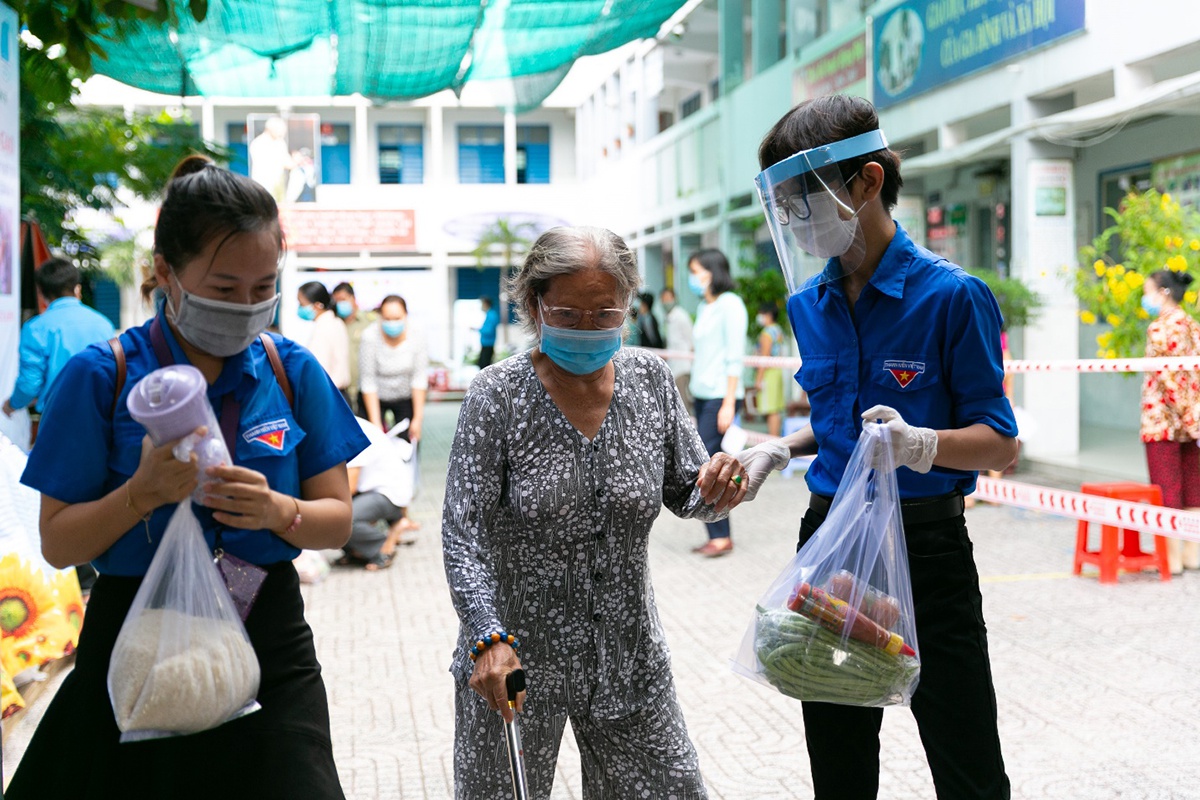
{"left": 538, "top": 296, "right": 628, "bottom": 329}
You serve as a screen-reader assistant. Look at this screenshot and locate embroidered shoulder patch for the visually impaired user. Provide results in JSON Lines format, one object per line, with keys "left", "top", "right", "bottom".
{"left": 883, "top": 359, "right": 925, "bottom": 389}
{"left": 243, "top": 419, "right": 290, "bottom": 451}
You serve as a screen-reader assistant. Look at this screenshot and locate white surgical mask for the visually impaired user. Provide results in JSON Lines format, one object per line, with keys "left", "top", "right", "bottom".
{"left": 167, "top": 273, "right": 280, "bottom": 357}
{"left": 788, "top": 190, "right": 862, "bottom": 259}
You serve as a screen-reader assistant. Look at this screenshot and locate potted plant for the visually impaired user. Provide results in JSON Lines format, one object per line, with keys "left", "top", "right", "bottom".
{"left": 1076, "top": 189, "right": 1200, "bottom": 358}
{"left": 965, "top": 268, "right": 1042, "bottom": 332}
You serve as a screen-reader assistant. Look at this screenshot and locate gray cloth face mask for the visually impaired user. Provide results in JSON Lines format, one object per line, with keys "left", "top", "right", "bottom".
{"left": 167, "top": 273, "right": 280, "bottom": 358}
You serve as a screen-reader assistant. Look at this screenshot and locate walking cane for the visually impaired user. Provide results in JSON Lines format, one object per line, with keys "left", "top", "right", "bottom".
{"left": 504, "top": 668, "right": 530, "bottom": 800}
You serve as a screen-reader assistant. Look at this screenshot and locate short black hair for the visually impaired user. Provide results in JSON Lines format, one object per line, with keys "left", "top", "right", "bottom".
{"left": 480, "top": 296, "right": 493, "bottom": 309}
{"left": 687, "top": 248, "right": 735, "bottom": 296}
{"left": 758, "top": 301, "right": 779, "bottom": 319}
{"left": 331, "top": 282, "right": 355, "bottom": 296}
{"left": 639, "top": 291, "right": 655, "bottom": 309}
{"left": 35, "top": 257, "right": 79, "bottom": 299}
{"left": 299, "top": 280, "right": 331, "bottom": 308}
{"left": 758, "top": 94, "right": 903, "bottom": 212}
{"left": 1149, "top": 269, "right": 1195, "bottom": 302}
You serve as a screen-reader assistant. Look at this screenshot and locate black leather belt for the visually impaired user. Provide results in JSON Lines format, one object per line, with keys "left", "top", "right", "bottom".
{"left": 808, "top": 491, "right": 965, "bottom": 527}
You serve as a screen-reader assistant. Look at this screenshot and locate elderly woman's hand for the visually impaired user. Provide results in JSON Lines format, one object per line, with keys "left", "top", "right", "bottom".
{"left": 469, "top": 643, "right": 526, "bottom": 723}
{"left": 696, "top": 452, "right": 749, "bottom": 513}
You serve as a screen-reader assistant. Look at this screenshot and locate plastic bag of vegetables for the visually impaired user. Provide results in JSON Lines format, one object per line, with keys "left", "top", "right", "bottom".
{"left": 731, "top": 420, "right": 920, "bottom": 707}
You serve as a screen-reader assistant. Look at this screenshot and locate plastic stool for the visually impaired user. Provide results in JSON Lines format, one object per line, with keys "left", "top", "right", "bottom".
{"left": 1074, "top": 482, "right": 1170, "bottom": 584}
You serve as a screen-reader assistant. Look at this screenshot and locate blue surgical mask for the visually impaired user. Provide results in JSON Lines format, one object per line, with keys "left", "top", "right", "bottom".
{"left": 335, "top": 300, "right": 353, "bottom": 318}
{"left": 382, "top": 320, "right": 406, "bottom": 338}
{"left": 1142, "top": 295, "right": 1163, "bottom": 317}
{"left": 297, "top": 305, "right": 317, "bottom": 321}
{"left": 688, "top": 273, "right": 708, "bottom": 297}
{"left": 540, "top": 322, "right": 622, "bottom": 375}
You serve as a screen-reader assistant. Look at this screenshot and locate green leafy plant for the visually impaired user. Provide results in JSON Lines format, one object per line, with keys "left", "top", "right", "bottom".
{"left": 472, "top": 218, "right": 536, "bottom": 271}
{"left": 731, "top": 214, "right": 791, "bottom": 342}
{"left": 20, "top": 38, "right": 227, "bottom": 247}
{"left": 1076, "top": 189, "right": 1200, "bottom": 358}
{"left": 966, "top": 269, "right": 1042, "bottom": 330}
{"left": 15, "top": 0, "right": 209, "bottom": 73}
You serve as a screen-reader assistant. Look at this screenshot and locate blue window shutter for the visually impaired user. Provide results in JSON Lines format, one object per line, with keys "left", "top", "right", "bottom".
{"left": 456, "top": 267, "right": 501, "bottom": 300}
{"left": 523, "top": 144, "right": 549, "bottom": 184}
{"left": 459, "top": 143, "right": 481, "bottom": 183}
{"left": 321, "top": 144, "right": 351, "bottom": 184}
{"left": 400, "top": 144, "right": 424, "bottom": 184}
{"left": 92, "top": 278, "right": 121, "bottom": 328}
{"left": 229, "top": 143, "right": 249, "bottom": 176}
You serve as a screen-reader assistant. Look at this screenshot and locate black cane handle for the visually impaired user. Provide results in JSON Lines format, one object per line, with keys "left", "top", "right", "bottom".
{"left": 506, "top": 668, "right": 526, "bottom": 702}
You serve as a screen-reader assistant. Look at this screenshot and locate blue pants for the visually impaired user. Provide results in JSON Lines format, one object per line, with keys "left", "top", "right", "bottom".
{"left": 693, "top": 397, "right": 741, "bottom": 541}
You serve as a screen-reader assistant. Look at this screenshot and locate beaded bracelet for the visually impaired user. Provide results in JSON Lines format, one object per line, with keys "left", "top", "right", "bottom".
{"left": 468, "top": 630, "right": 520, "bottom": 662}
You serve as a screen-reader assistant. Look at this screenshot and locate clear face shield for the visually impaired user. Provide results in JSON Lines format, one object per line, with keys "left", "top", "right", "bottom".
{"left": 755, "top": 129, "right": 889, "bottom": 295}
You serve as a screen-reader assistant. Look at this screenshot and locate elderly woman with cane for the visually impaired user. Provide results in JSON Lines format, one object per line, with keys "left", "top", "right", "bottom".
{"left": 442, "top": 226, "right": 748, "bottom": 799}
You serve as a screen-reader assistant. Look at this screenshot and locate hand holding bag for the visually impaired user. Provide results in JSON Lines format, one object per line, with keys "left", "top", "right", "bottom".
{"left": 732, "top": 421, "right": 921, "bottom": 707}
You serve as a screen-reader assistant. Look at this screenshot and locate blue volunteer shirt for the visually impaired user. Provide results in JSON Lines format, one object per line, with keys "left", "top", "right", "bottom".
{"left": 480, "top": 308, "right": 500, "bottom": 347}
{"left": 10, "top": 297, "right": 116, "bottom": 413}
{"left": 21, "top": 311, "right": 370, "bottom": 576}
{"left": 788, "top": 222, "right": 1018, "bottom": 500}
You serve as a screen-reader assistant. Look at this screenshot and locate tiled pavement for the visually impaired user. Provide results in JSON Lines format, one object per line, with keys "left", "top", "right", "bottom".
{"left": 9, "top": 400, "right": 1200, "bottom": 798}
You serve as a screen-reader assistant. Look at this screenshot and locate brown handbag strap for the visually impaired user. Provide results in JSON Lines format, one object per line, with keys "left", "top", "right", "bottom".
{"left": 107, "top": 336, "right": 126, "bottom": 414}
{"left": 259, "top": 332, "right": 294, "bottom": 408}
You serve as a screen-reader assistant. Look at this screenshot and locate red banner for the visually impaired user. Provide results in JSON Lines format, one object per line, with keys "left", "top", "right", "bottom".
{"left": 798, "top": 35, "right": 867, "bottom": 100}
{"left": 280, "top": 208, "right": 416, "bottom": 252}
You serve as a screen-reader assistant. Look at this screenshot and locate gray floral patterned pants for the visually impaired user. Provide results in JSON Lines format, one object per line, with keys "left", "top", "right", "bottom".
{"left": 453, "top": 678, "right": 709, "bottom": 800}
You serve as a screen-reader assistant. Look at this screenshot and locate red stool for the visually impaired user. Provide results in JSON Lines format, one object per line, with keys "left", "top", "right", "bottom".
{"left": 1074, "top": 482, "right": 1170, "bottom": 584}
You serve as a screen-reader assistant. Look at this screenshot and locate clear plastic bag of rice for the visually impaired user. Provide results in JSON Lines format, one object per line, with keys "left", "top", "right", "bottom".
{"left": 107, "top": 503, "right": 261, "bottom": 742}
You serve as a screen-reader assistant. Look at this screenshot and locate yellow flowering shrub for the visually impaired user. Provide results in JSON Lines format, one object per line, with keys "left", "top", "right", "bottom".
{"left": 1077, "top": 190, "right": 1200, "bottom": 358}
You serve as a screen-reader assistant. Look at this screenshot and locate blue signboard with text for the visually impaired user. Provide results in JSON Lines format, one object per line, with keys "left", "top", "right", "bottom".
{"left": 872, "top": 0, "right": 1085, "bottom": 109}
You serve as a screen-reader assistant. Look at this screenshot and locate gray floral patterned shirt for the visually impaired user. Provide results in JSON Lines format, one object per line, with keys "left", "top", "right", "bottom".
{"left": 442, "top": 347, "right": 721, "bottom": 718}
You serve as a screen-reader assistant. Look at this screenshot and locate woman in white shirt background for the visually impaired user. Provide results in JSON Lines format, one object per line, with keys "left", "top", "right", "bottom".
{"left": 687, "top": 248, "right": 749, "bottom": 558}
{"left": 297, "top": 281, "right": 352, "bottom": 401}
{"left": 359, "top": 294, "right": 428, "bottom": 444}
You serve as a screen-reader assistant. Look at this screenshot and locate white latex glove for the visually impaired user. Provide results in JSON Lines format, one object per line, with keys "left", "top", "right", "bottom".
{"left": 861, "top": 405, "right": 938, "bottom": 474}
{"left": 734, "top": 439, "right": 792, "bottom": 501}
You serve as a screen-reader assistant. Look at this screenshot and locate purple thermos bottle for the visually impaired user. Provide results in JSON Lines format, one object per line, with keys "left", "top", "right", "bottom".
{"left": 126, "top": 365, "right": 230, "bottom": 505}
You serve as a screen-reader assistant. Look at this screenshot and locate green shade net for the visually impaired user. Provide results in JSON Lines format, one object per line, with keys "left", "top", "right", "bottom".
{"left": 93, "top": 0, "right": 689, "bottom": 110}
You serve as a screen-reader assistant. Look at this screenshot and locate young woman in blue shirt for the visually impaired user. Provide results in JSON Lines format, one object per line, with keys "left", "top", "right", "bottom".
{"left": 7, "top": 156, "right": 368, "bottom": 799}
{"left": 719, "top": 95, "right": 1019, "bottom": 799}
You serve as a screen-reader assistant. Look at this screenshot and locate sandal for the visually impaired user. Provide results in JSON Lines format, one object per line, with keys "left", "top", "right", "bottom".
{"left": 364, "top": 552, "right": 394, "bottom": 571}
{"left": 695, "top": 539, "right": 734, "bottom": 558}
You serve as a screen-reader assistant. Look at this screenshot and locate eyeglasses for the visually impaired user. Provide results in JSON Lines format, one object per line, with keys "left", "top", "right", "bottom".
{"left": 538, "top": 297, "right": 628, "bottom": 329}
{"left": 771, "top": 171, "right": 859, "bottom": 226}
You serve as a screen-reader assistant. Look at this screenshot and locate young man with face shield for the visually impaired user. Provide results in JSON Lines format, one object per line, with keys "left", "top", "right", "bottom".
{"left": 721, "top": 95, "right": 1019, "bottom": 798}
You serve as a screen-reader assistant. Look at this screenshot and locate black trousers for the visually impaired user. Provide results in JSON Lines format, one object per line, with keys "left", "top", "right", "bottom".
{"left": 7, "top": 563, "right": 345, "bottom": 800}
{"left": 693, "top": 396, "right": 741, "bottom": 540}
{"left": 380, "top": 396, "right": 414, "bottom": 440}
{"left": 796, "top": 506, "right": 1010, "bottom": 800}
{"left": 477, "top": 344, "right": 495, "bottom": 369}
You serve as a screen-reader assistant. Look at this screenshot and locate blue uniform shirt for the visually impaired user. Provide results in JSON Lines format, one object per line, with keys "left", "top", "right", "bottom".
{"left": 480, "top": 308, "right": 499, "bottom": 347}
{"left": 21, "top": 311, "right": 370, "bottom": 576}
{"left": 788, "top": 223, "right": 1018, "bottom": 500}
{"left": 10, "top": 297, "right": 115, "bottom": 413}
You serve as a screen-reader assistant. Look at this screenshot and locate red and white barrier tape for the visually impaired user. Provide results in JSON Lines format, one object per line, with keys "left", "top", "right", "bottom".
{"left": 975, "top": 476, "right": 1200, "bottom": 542}
{"left": 648, "top": 348, "right": 1200, "bottom": 375}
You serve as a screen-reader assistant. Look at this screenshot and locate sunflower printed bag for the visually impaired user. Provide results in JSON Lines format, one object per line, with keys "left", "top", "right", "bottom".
{"left": 107, "top": 503, "right": 261, "bottom": 742}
